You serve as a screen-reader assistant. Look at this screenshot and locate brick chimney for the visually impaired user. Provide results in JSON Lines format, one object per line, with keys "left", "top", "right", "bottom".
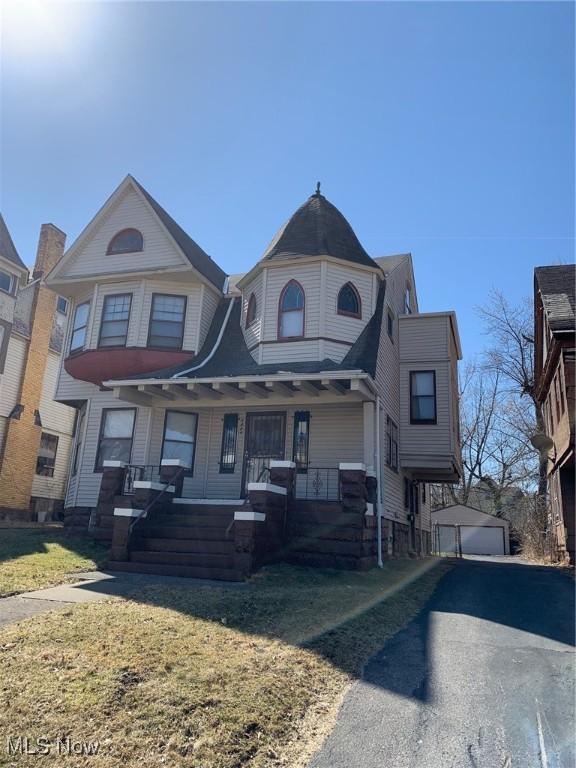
{"left": 32, "top": 224, "right": 66, "bottom": 279}
{"left": 0, "top": 224, "right": 67, "bottom": 518}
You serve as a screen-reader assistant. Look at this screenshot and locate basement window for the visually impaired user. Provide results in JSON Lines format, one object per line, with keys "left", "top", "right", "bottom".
{"left": 36, "top": 433, "right": 58, "bottom": 477}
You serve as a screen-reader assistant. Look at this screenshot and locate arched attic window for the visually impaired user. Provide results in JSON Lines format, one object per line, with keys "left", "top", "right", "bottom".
{"left": 278, "top": 280, "right": 305, "bottom": 339}
{"left": 245, "top": 293, "right": 257, "bottom": 329}
{"left": 106, "top": 228, "right": 143, "bottom": 255}
{"left": 337, "top": 282, "right": 361, "bottom": 319}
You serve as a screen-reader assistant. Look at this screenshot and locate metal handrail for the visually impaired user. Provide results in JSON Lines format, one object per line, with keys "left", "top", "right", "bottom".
{"left": 128, "top": 466, "right": 186, "bottom": 540}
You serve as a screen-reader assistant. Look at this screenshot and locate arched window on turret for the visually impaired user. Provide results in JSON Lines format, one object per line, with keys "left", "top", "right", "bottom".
{"left": 246, "top": 293, "right": 257, "bottom": 329}
{"left": 106, "top": 228, "right": 143, "bottom": 255}
{"left": 278, "top": 280, "right": 305, "bottom": 339}
{"left": 337, "top": 282, "right": 361, "bottom": 319}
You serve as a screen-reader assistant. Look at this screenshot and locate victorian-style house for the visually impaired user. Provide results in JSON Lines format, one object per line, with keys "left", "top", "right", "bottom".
{"left": 534, "top": 265, "right": 575, "bottom": 564}
{"left": 46, "top": 176, "right": 462, "bottom": 579}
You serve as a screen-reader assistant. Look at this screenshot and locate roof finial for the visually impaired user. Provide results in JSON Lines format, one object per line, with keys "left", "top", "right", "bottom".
{"left": 315, "top": 181, "right": 321, "bottom": 196}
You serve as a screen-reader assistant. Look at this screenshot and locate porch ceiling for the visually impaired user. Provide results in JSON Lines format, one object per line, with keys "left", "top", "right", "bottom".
{"left": 106, "top": 372, "right": 376, "bottom": 407}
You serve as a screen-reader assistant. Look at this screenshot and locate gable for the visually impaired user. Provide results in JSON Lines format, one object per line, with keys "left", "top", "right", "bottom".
{"left": 60, "top": 186, "right": 189, "bottom": 281}
{"left": 432, "top": 504, "right": 510, "bottom": 527}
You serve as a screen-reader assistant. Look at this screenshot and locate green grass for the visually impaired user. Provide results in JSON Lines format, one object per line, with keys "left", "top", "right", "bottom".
{"left": 0, "top": 558, "right": 452, "bottom": 767}
{"left": 0, "top": 529, "right": 108, "bottom": 597}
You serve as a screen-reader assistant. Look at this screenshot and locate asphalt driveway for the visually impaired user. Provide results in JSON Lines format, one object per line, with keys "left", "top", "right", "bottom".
{"left": 309, "top": 557, "right": 575, "bottom": 768}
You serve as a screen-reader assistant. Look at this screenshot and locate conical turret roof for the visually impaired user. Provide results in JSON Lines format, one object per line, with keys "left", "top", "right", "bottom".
{"left": 263, "top": 190, "right": 378, "bottom": 269}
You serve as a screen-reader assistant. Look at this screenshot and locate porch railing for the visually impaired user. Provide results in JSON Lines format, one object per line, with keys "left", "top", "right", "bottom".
{"left": 123, "top": 465, "right": 162, "bottom": 495}
{"left": 244, "top": 456, "right": 276, "bottom": 488}
{"left": 295, "top": 467, "right": 340, "bottom": 501}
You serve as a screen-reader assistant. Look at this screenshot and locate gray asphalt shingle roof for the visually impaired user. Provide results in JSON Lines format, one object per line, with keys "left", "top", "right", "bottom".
{"left": 0, "top": 214, "right": 26, "bottom": 270}
{"left": 262, "top": 191, "right": 379, "bottom": 269}
{"left": 535, "top": 265, "right": 575, "bottom": 333}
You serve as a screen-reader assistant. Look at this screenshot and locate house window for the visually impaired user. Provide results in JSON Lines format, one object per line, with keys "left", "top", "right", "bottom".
{"left": 410, "top": 371, "right": 437, "bottom": 424}
{"left": 387, "top": 309, "right": 394, "bottom": 340}
{"left": 95, "top": 408, "right": 136, "bottom": 470}
{"left": 57, "top": 296, "right": 68, "bottom": 315}
{"left": 72, "top": 406, "right": 86, "bottom": 476}
{"left": 292, "top": 411, "right": 310, "bottom": 473}
{"left": 148, "top": 294, "right": 186, "bottom": 349}
{"left": 278, "top": 280, "right": 305, "bottom": 339}
{"left": 246, "top": 293, "right": 257, "bottom": 328}
{"left": 337, "top": 282, "right": 361, "bottom": 318}
{"left": 404, "top": 285, "right": 412, "bottom": 314}
{"left": 161, "top": 411, "right": 197, "bottom": 471}
{"left": 36, "top": 433, "right": 58, "bottom": 477}
{"left": 70, "top": 302, "right": 90, "bottom": 353}
{"left": 106, "top": 228, "right": 143, "bottom": 255}
{"left": 219, "top": 414, "right": 238, "bottom": 473}
{"left": 0, "top": 269, "right": 15, "bottom": 295}
{"left": 98, "top": 294, "right": 131, "bottom": 348}
{"left": 386, "top": 416, "right": 398, "bottom": 470}
{"left": 0, "top": 319, "right": 10, "bottom": 374}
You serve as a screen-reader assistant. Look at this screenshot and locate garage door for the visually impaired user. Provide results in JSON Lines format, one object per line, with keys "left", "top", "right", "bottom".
{"left": 459, "top": 526, "right": 505, "bottom": 555}
{"left": 437, "top": 525, "right": 458, "bottom": 555}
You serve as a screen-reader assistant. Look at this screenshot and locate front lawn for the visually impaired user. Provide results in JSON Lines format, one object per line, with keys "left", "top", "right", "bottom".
{"left": 0, "top": 558, "right": 451, "bottom": 767}
{"left": 0, "top": 528, "right": 108, "bottom": 597}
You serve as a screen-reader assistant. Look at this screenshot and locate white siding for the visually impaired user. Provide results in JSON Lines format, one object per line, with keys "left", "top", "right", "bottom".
{"left": 324, "top": 262, "right": 374, "bottom": 344}
{"left": 66, "top": 391, "right": 152, "bottom": 508}
{"left": 372, "top": 262, "right": 415, "bottom": 526}
{"left": 0, "top": 334, "right": 28, "bottom": 417}
{"left": 323, "top": 339, "right": 353, "bottom": 363}
{"left": 198, "top": 287, "right": 220, "bottom": 350}
{"left": 31, "top": 433, "right": 73, "bottom": 500}
{"left": 398, "top": 314, "right": 457, "bottom": 463}
{"left": 62, "top": 187, "right": 188, "bottom": 279}
{"left": 241, "top": 271, "right": 264, "bottom": 352}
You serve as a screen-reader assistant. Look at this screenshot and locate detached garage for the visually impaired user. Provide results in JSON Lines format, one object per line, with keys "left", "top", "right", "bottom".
{"left": 432, "top": 504, "right": 510, "bottom": 556}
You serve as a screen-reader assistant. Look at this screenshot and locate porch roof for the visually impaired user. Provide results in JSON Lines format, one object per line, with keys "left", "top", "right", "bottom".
{"left": 104, "top": 370, "right": 377, "bottom": 406}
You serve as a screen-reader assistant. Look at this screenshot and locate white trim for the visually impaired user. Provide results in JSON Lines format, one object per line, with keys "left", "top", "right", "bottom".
{"left": 132, "top": 481, "right": 175, "bottom": 492}
{"left": 104, "top": 369, "right": 372, "bottom": 388}
{"left": 366, "top": 467, "right": 376, "bottom": 478}
{"left": 365, "top": 503, "right": 375, "bottom": 516}
{"left": 114, "top": 507, "right": 142, "bottom": 518}
{"left": 102, "top": 460, "right": 127, "bottom": 468}
{"left": 269, "top": 460, "right": 296, "bottom": 469}
{"left": 247, "top": 482, "right": 287, "bottom": 496}
{"left": 173, "top": 497, "right": 245, "bottom": 505}
{"left": 174, "top": 298, "right": 236, "bottom": 377}
{"left": 338, "top": 462, "right": 366, "bottom": 472}
{"left": 160, "top": 458, "right": 190, "bottom": 467}
{"left": 234, "top": 510, "right": 266, "bottom": 522}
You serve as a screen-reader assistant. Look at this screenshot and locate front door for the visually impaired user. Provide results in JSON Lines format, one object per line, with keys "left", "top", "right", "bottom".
{"left": 242, "top": 412, "right": 286, "bottom": 495}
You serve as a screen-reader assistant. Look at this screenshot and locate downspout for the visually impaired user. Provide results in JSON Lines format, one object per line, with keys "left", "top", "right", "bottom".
{"left": 375, "top": 395, "right": 384, "bottom": 568}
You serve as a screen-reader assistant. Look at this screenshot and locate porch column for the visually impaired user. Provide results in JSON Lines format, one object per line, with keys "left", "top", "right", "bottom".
{"left": 363, "top": 400, "right": 376, "bottom": 471}
{"left": 160, "top": 459, "right": 187, "bottom": 497}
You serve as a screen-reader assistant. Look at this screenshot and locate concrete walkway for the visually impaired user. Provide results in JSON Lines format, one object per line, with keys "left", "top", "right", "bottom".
{"left": 0, "top": 570, "right": 245, "bottom": 628}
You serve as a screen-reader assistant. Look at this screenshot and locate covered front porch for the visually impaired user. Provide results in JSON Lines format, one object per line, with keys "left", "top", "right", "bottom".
{"left": 108, "top": 372, "right": 379, "bottom": 503}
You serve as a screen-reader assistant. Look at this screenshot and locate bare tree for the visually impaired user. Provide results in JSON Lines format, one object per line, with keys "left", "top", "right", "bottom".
{"left": 477, "top": 289, "right": 546, "bottom": 500}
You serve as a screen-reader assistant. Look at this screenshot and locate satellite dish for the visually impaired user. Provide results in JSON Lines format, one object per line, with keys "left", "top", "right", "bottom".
{"left": 530, "top": 432, "right": 554, "bottom": 453}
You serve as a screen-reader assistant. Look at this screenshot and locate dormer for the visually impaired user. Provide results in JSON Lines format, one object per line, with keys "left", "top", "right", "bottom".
{"left": 45, "top": 176, "right": 227, "bottom": 385}
{"left": 237, "top": 189, "right": 382, "bottom": 364}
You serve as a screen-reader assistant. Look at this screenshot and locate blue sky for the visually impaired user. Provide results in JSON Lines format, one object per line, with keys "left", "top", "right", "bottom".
{"left": 1, "top": 1, "right": 574, "bottom": 360}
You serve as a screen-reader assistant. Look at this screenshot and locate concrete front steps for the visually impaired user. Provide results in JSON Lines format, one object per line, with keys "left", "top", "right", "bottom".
{"left": 110, "top": 499, "right": 247, "bottom": 581}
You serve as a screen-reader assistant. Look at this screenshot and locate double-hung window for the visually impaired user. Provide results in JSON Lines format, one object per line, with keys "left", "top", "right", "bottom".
{"left": 72, "top": 407, "right": 86, "bottom": 476}
{"left": 161, "top": 411, "right": 197, "bottom": 471}
{"left": 95, "top": 409, "right": 136, "bottom": 470}
{"left": 410, "top": 371, "right": 437, "bottom": 424}
{"left": 70, "top": 302, "right": 90, "bottom": 353}
{"left": 36, "top": 433, "right": 58, "bottom": 477}
{"left": 98, "top": 294, "right": 131, "bottom": 347}
{"left": 292, "top": 411, "right": 310, "bottom": 473}
{"left": 278, "top": 281, "right": 305, "bottom": 339}
{"left": 148, "top": 294, "right": 186, "bottom": 349}
{"left": 386, "top": 416, "right": 398, "bottom": 470}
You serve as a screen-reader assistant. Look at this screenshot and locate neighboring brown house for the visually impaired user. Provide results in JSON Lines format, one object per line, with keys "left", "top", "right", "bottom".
{"left": 534, "top": 265, "right": 575, "bottom": 564}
